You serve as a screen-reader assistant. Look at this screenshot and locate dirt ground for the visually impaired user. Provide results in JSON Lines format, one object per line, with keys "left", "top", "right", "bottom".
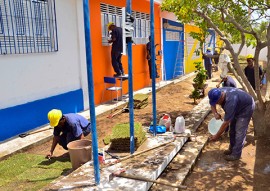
{"left": 27, "top": 75, "right": 199, "bottom": 156}
{"left": 183, "top": 115, "right": 270, "bottom": 191}
{"left": 26, "top": 71, "right": 270, "bottom": 191}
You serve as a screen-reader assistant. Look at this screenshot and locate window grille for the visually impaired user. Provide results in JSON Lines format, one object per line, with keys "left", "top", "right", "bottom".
{"left": 100, "top": 3, "right": 150, "bottom": 45}
{"left": 0, "top": 0, "right": 58, "bottom": 55}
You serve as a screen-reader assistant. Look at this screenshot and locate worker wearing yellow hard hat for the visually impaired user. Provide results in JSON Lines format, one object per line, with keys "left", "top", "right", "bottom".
{"left": 244, "top": 53, "right": 263, "bottom": 90}
{"left": 48, "top": 109, "right": 62, "bottom": 127}
{"left": 107, "top": 22, "right": 114, "bottom": 30}
{"left": 246, "top": 54, "right": 254, "bottom": 59}
{"left": 46, "top": 109, "right": 91, "bottom": 159}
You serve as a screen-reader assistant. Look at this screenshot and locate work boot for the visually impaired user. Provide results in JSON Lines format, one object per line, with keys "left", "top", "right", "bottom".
{"left": 224, "top": 155, "right": 240, "bottom": 161}
{"left": 223, "top": 149, "right": 232, "bottom": 155}
{"left": 113, "top": 73, "right": 121, "bottom": 77}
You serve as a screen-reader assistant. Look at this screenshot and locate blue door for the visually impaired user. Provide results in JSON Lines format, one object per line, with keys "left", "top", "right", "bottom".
{"left": 163, "top": 19, "right": 184, "bottom": 80}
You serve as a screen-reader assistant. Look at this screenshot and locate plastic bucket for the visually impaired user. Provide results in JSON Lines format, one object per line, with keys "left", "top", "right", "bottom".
{"left": 67, "top": 139, "right": 92, "bottom": 170}
{"left": 208, "top": 118, "right": 223, "bottom": 135}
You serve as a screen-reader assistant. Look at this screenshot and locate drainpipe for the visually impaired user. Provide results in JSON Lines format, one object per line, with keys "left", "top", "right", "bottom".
{"left": 126, "top": 0, "right": 135, "bottom": 154}
{"left": 150, "top": 0, "right": 157, "bottom": 135}
{"left": 83, "top": 0, "right": 100, "bottom": 184}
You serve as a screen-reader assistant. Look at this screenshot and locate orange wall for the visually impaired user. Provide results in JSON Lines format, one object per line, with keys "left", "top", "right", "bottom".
{"left": 89, "top": 0, "right": 161, "bottom": 104}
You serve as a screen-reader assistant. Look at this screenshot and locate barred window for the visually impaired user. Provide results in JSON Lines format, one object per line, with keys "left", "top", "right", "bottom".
{"left": 100, "top": 3, "right": 150, "bottom": 45}
{"left": 0, "top": 0, "right": 58, "bottom": 55}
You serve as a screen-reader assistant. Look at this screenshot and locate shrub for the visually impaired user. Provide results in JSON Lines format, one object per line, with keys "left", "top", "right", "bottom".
{"left": 191, "top": 62, "right": 208, "bottom": 104}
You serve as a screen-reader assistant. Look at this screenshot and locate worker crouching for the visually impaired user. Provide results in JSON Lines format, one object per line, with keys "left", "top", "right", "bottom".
{"left": 46, "top": 109, "right": 91, "bottom": 159}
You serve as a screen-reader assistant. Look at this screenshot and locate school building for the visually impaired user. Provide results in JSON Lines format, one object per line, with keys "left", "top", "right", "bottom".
{"left": 0, "top": 0, "right": 216, "bottom": 141}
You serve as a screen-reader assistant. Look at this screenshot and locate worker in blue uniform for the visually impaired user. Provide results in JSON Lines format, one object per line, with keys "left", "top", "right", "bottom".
{"left": 208, "top": 88, "right": 255, "bottom": 161}
{"left": 203, "top": 47, "right": 213, "bottom": 79}
{"left": 216, "top": 75, "right": 237, "bottom": 88}
{"left": 107, "top": 22, "right": 124, "bottom": 77}
{"left": 46, "top": 109, "right": 91, "bottom": 159}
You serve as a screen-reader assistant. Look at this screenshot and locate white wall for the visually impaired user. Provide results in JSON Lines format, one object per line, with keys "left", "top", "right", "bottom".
{"left": 232, "top": 44, "right": 267, "bottom": 61}
{"left": 0, "top": 0, "right": 88, "bottom": 109}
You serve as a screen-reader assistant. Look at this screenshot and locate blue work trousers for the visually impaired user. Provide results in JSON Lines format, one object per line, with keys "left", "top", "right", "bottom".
{"left": 229, "top": 116, "right": 252, "bottom": 157}
{"left": 205, "top": 63, "right": 212, "bottom": 79}
{"left": 111, "top": 51, "right": 124, "bottom": 75}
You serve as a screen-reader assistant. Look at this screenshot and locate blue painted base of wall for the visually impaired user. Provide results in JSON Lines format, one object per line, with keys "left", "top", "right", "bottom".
{"left": 0, "top": 89, "right": 84, "bottom": 142}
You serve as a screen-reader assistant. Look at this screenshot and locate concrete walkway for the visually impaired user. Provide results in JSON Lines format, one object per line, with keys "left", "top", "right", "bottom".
{"left": 42, "top": 96, "right": 211, "bottom": 191}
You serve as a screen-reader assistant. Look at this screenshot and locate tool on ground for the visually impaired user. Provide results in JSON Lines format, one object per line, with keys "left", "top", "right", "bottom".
{"left": 107, "top": 105, "right": 129, "bottom": 119}
{"left": 19, "top": 127, "right": 53, "bottom": 138}
{"left": 105, "top": 150, "right": 120, "bottom": 159}
{"left": 105, "top": 138, "right": 176, "bottom": 167}
{"left": 110, "top": 169, "right": 187, "bottom": 190}
{"left": 157, "top": 134, "right": 197, "bottom": 142}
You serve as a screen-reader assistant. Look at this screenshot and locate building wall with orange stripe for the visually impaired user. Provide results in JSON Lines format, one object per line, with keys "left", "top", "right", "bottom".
{"left": 89, "top": 0, "right": 161, "bottom": 104}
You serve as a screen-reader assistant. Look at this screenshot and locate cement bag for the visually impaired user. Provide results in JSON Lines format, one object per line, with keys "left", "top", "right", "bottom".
{"left": 159, "top": 113, "right": 171, "bottom": 131}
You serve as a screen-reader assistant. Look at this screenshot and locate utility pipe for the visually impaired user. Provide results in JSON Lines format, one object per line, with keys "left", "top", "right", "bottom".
{"left": 83, "top": 0, "right": 100, "bottom": 184}
{"left": 150, "top": 0, "right": 157, "bottom": 136}
{"left": 126, "top": 0, "right": 135, "bottom": 154}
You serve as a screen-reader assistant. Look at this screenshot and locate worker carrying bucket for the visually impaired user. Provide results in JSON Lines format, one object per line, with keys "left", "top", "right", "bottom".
{"left": 46, "top": 109, "right": 91, "bottom": 160}
{"left": 208, "top": 88, "right": 254, "bottom": 161}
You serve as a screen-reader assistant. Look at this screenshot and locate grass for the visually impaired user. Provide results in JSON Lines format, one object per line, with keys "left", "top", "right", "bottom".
{"left": 0, "top": 153, "right": 71, "bottom": 191}
{"left": 104, "top": 122, "right": 146, "bottom": 151}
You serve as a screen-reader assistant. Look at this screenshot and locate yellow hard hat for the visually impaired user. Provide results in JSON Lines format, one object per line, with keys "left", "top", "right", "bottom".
{"left": 107, "top": 22, "right": 114, "bottom": 30}
{"left": 207, "top": 47, "right": 212, "bottom": 51}
{"left": 48, "top": 109, "right": 62, "bottom": 127}
{"left": 246, "top": 54, "right": 254, "bottom": 59}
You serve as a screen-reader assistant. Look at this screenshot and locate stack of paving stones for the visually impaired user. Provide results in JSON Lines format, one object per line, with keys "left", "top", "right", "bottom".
{"left": 133, "top": 93, "right": 149, "bottom": 109}
{"left": 109, "top": 123, "right": 146, "bottom": 151}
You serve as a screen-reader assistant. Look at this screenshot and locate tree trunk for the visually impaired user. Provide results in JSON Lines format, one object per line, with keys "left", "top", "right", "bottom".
{"left": 252, "top": 101, "right": 270, "bottom": 137}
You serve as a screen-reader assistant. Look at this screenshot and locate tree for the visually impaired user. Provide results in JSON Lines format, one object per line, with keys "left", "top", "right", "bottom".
{"left": 161, "top": 0, "right": 270, "bottom": 136}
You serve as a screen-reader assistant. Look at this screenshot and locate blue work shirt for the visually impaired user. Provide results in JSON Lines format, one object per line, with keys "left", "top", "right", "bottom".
{"left": 111, "top": 26, "right": 123, "bottom": 53}
{"left": 223, "top": 76, "right": 237, "bottom": 88}
{"left": 204, "top": 50, "right": 212, "bottom": 65}
{"left": 53, "top": 113, "right": 91, "bottom": 138}
{"left": 220, "top": 87, "right": 255, "bottom": 121}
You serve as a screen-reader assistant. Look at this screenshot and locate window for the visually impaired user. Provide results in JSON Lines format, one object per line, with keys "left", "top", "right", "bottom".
{"left": 100, "top": 3, "right": 150, "bottom": 45}
{"left": 0, "top": 0, "right": 58, "bottom": 55}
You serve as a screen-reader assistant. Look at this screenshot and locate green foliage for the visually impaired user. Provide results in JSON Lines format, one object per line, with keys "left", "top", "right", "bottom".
{"left": 191, "top": 62, "right": 207, "bottom": 103}
{"left": 161, "top": 0, "right": 269, "bottom": 48}
{"left": 191, "top": 89, "right": 200, "bottom": 104}
{"left": 0, "top": 153, "right": 71, "bottom": 190}
{"left": 190, "top": 31, "right": 208, "bottom": 51}
{"left": 193, "top": 61, "right": 207, "bottom": 89}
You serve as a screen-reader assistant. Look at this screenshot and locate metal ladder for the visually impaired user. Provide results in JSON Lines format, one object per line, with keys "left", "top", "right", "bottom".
{"left": 173, "top": 39, "right": 184, "bottom": 79}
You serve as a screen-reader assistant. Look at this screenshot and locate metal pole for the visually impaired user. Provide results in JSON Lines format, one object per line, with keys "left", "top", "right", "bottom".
{"left": 150, "top": 0, "right": 157, "bottom": 136}
{"left": 126, "top": 0, "right": 135, "bottom": 154}
{"left": 83, "top": 0, "right": 100, "bottom": 184}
